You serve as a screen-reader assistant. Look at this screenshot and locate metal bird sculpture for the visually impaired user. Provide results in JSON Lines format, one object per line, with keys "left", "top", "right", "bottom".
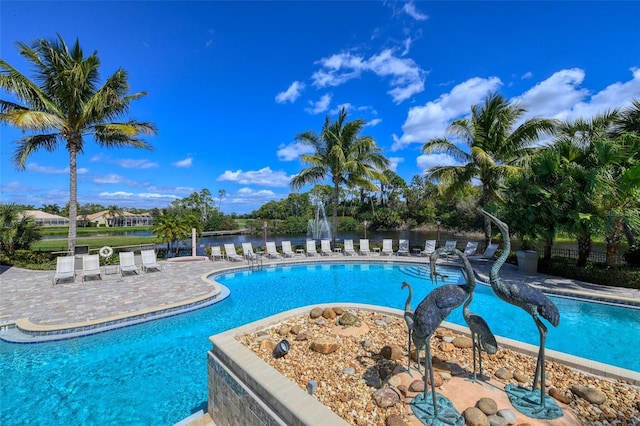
{"left": 401, "top": 282, "right": 421, "bottom": 374}
{"left": 480, "top": 209, "right": 562, "bottom": 419}
{"left": 448, "top": 246, "right": 498, "bottom": 382}
{"left": 408, "top": 248, "right": 473, "bottom": 423}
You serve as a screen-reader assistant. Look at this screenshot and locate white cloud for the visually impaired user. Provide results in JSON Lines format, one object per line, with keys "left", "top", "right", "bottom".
{"left": 365, "top": 118, "right": 382, "bottom": 127}
{"left": 25, "top": 163, "right": 89, "bottom": 174}
{"left": 387, "top": 156, "right": 404, "bottom": 172}
{"left": 521, "top": 72, "right": 533, "bottom": 80}
{"left": 275, "top": 81, "right": 306, "bottom": 104}
{"left": 93, "top": 174, "right": 127, "bottom": 184}
{"left": 401, "top": 37, "right": 412, "bottom": 56}
{"left": 515, "top": 68, "right": 588, "bottom": 118}
{"left": 417, "top": 153, "right": 461, "bottom": 172}
{"left": 513, "top": 68, "right": 640, "bottom": 123}
{"left": 172, "top": 157, "right": 193, "bottom": 168}
{"left": 116, "top": 159, "right": 159, "bottom": 169}
{"left": 392, "top": 76, "right": 502, "bottom": 150}
{"left": 402, "top": 1, "right": 429, "bottom": 21}
{"left": 277, "top": 142, "right": 315, "bottom": 161}
{"left": 227, "top": 187, "right": 280, "bottom": 207}
{"left": 217, "top": 167, "right": 292, "bottom": 187}
{"left": 305, "top": 93, "right": 332, "bottom": 114}
{"left": 311, "top": 49, "right": 426, "bottom": 103}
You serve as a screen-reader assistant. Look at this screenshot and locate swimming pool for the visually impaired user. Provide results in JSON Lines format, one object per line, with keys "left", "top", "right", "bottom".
{"left": 0, "top": 263, "right": 637, "bottom": 425}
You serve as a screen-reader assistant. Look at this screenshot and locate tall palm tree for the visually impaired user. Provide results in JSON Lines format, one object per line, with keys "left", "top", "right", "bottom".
{"left": 0, "top": 35, "right": 156, "bottom": 254}
{"left": 291, "top": 107, "right": 390, "bottom": 246}
{"left": 422, "top": 92, "right": 557, "bottom": 245}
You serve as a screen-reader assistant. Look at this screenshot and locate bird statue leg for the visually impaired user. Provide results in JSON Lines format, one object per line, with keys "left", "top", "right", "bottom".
{"left": 532, "top": 317, "right": 549, "bottom": 407}
{"left": 424, "top": 336, "right": 439, "bottom": 419}
{"left": 471, "top": 332, "right": 478, "bottom": 382}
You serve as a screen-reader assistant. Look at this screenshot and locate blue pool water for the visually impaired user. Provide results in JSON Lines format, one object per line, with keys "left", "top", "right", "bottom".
{"left": 1, "top": 263, "right": 638, "bottom": 425}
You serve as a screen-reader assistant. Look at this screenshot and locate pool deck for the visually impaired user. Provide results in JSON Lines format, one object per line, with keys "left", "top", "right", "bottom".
{"left": 1, "top": 253, "right": 638, "bottom": 332}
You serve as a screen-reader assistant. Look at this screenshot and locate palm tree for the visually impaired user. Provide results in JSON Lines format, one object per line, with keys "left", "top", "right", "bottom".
{"left": 0, "top": 204, "right": 41, "bottom": 251}
{"left": 422, "top": 92, "right": 557, "bottom": 245}
{"left": 106, "top": 205, "right": 123, "bottom": 227}
{"left": 0, "top": 35, "right": 156, "bottom": 254}
{"left": 291, "top": 107, "right": 390, "bottom": 246}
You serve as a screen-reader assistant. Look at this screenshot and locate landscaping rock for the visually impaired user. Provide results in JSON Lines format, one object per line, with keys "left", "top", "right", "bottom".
{"left": 309, "top": 307, "right": 323, "bottom": 318}
{"left": 571, "top": 384, "right": 607, "bottom": 405}
{"left": 496, "top": 409, "right": 516, "bottom": 424}
{"left": 372, "top": 387, "right": 401, "bottom": 408}
{"left": 488, "top": 414, "right": 508, "bottom": 426}
{"left": 380, "top": 344, "right": 403, "bottom": 361}
{"left": 310, "top": 336, "right": 339, "bottom": 354}
{"left": 463, "top": 407, "right": 489, "bottom": 426}
{"left": 549, "top": 387, "right": 572, "bottom": 404}
{"left": 385, "top": 414, "right": 405, "bottom": 426}
{"left": 476, "top": 397, "right": 498, "bottom": 415}
{"left": 452, "top": 336, "right": 473, "bottom": 348}
{"left": 322, "top": 307, "right": 336, "bottom": 319}
{"left": 494, "top": 368, "right": 513, "bottom": 380}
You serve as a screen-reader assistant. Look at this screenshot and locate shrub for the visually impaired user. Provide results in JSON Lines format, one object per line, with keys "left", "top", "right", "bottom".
{"left": 539, "top": 258, "right": 640, "bottom": 289}
{"left": 623, "top": 244, "right": 640, "bottom": 267}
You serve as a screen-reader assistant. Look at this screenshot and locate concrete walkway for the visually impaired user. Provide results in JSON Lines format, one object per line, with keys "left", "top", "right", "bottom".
{"left": 1, "top": 253, "right": 638, "bottom": 330}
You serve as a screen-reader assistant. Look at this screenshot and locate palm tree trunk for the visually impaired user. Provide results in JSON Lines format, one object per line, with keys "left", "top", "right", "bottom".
{"left": 67, "top": 147, "right": 78, "bottom": 254}
{"left": 605, "top": 218, "right": 624, "bottom": 268}
{"left": 576, "top": 233, "right": 591, "bottom": 267}
{"left": 333, "top": 182, "right": 339, "bottom": 247}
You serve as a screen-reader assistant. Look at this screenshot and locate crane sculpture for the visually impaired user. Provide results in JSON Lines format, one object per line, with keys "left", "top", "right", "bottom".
{"left": 433, "top": 246, "right": 498, "bottom": 382}
{"left": 401, "top": 282, "right": 421, "bottom": 374}
{"left": 408, "top": 250, "right": 475, "bottom": 425}
{"left": 480, "top": 209, "right": 562, "bottom": 419}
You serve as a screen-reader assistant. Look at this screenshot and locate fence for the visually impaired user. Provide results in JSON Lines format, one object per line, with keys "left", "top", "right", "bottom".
{"left": 534, "top": 246, "right": 626, "bottom": 265}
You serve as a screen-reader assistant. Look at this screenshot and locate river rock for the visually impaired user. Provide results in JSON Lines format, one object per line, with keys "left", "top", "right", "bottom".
{"left": 488, "top": 414, "right": 508, "bottom": 426}
{"left": 494, "top": 368, "right": 513, "bottom": 380}
{"left": 290, "top": 324, "right": 302, "bottom": 334}
{"left": 549, "top": 387, "right": 572, "bottom": 404}
{"left": 476, "top": 397, "right": 498, "bottom": 415}
{"left": 343, "top": 367, "right": 355, "bottom": 376}
{"left": 380, "top": 344, "right": 403, "bottom": 361}
{"left": 310, "top": 307, "right": 323, "bottom": 318}
{"left": 497, "top": 409, "right": 516, "bottom": 424}
{"left": 322, "top": 307, "right": 336, "bottom": 319}
{"left": 295, "top": 332, "right": 308, "bottom": 341}
{"left": 439, "top": 341, "right": 456, "bottom": 352}
{"left": 513, "top": 371, "right": 528, "bottom": 383}
{"left": 571, "top": 385, "right": 607, "bottom": 405}
{"left": 259, "top": 339, "right": 276, "bottom": 352}
{"left": 277, "top": 325, "right": 290, "bottom": 335}
{"left": 310, "top": 336, "right": 339, "bottom": 354}
{"left": 387, "top": 375, "right": 402, "bottom": 387}
{"left": 385, "top": 414, "right": 405, "bottom": 426}
{"left": 409, "top": 379, "right": 425, "bottom": 392}
{"left": 333, "top": 307, "right": 344, "bottom": 315}
{"left": 463, "top": 407, "right": 489, "bottom": 426}
{"left": 452, "top": 336, "right": 473, "bottom": 348}
{"left": 372, "top": 387, "right": 401, "bottom": 408}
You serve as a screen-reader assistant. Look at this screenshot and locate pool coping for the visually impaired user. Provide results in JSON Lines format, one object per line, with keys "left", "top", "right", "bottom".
{"left": 208, "top": 303, "right": 639, "bottom": 426}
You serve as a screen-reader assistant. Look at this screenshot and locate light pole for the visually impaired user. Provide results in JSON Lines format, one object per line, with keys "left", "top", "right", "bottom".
{"left": 363, "top": 220, "right": 368, "bottom": 239}
{"left": 436, "top": 219, "right": 441, "bottom": 244}
{"left": 263, "top": 221, "right": 268, "bottom": 249}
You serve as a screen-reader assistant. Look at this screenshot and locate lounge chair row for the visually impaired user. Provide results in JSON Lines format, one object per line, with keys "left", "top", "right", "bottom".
{"left": 53, "top": 249, "right": 162, "bottom": 284}
{"left": 210, "top": 240, "right": 499, "bottom": 261}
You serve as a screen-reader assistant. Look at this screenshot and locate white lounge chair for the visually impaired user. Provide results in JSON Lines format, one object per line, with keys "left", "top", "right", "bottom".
{"left": 141, "top": 249, "right": 162, "bottom": 272}
{"left": 224, "top": 243, "right": 243, "bottom": 262}
{"left": 463, "top": 241, "right": 479, "bottom": 257}
{"left": 469, "top": 243, "right": 499, "bottom": 261}
{"left": 320, "top": 239, "right": 332, "bottom": 256}
{"left": 242, "top": 242, "right": 257, "bottom": 259}
{"left": 53, "top": 255, "right": 75, "bottom": 284}
{"left": 119, "top": 251, "right": 139, "bottom": 276}
{"left": 381, "top": 239, "right": 393, "bottom": 256}
{"left": 343, "top": 239, "right": 356, "bottom": 256}
{"left": 420, "top": 240, "right": 436, "bottom": 257}
{"left": 445, "top": 240, "right": 457, "bottom": 250}
{"left": 210, "top": 246, "right": 224, "bottom": 261}
{"left": 82, "top": 254, "right": 102, "bottom": 281}
{"left": 359, "top": 239, "right": 371, "bottom": 256}
{"left": 281, "top": 241, "right": 295, "bottom": 258}
{"left": 397, "top": 239, "right": 410, "bottom": 256}
{"left": 306, "top": 240, "right": 319, "bottom": 257}
{"left": 266, "top": 241, "right": 281, "bottom": 258}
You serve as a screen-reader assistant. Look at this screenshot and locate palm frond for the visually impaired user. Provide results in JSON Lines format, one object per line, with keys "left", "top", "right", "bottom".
{"left": 12, "top": 134, "right": 62, "bottom": 169}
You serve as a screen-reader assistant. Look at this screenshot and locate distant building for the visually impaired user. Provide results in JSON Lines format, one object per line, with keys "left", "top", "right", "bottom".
{"left": 22, "top": 210, "right": 70, "bottom": 227}
{"left": 81, "top": 210, "right": 153, "bottom": 227}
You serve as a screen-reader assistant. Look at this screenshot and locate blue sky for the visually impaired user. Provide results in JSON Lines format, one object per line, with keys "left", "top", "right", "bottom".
{"left": 1, "top": 1, "right": 639, "bottom": 214}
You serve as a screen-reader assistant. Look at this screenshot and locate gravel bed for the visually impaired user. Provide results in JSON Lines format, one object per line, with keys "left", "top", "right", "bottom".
{"left": 238, "top": 308, "right": 640, "bottom": 426}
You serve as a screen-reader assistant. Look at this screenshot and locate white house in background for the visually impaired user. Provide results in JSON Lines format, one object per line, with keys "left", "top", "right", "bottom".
{"left": 22, "top": 210, "right": 70, "bottom": 227}
{"left": 81, "top": 210, "right": 153, "bottom": 227}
